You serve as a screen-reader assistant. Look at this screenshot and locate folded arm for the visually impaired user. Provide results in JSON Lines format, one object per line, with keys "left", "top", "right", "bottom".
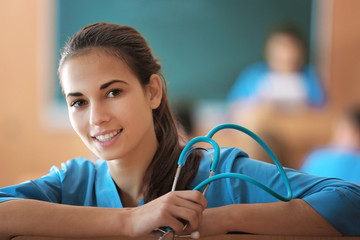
{"left": 0, "top": 199, "right": 129, "bottom": 240}
{"left": 0, "top": 191, "right": 207, "bottom": 240}
{"left": 199, "top": 199, "right": 341, "bottom": 236}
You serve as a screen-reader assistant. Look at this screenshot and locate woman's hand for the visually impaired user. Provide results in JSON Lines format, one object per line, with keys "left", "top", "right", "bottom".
{"left": 126, "top": 190, "right": 207, "bottom": 237}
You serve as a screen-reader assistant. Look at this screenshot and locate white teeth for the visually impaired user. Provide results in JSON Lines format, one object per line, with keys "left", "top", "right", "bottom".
{"left": 95, "top": 130, "right": 120, "bottom": 142}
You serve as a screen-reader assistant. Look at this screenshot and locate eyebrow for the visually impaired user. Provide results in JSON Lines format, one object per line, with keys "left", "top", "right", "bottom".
{"left": 66, "top": 92, "right": 83, "bottom": 98}
{"left": 100, "top": 80, "right": 128, "bottom": 90}
{"left": 66, "top": 80, "right": 128, "bottom": 98}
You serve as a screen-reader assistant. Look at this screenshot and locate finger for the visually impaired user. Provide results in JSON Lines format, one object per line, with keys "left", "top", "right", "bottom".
{"left": 169, "top": 205, "right": 203, "bottom": 232}
{"left": 162, "top": 213, "right": 187, "bottom": 234}
{"left": 152, "top": 204, "right": 202, "bottom": 234}
{"left": 172, "top": 191, "right": 208, "bottom": 209}
{"left": 147, "top": 203, "right": 193, "bottom": 234}
{"left": 161, "top": 192, "right": 205, "bottom": 226}
{"left": 173, "top": 197, "right": 204, "bottom": 216}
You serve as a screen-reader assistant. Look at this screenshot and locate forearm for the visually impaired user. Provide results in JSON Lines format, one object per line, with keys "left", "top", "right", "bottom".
{"left": 0, "top": 191, "right": 207, "bottom": 239}
{"left": 202, "top": 199, "right": 341, "bottom": 236}
{"left": 228, "top": 199, "right": 340, "bottom": 235}
{"left": 0, "top": 199, "right": 130, "bottom": 239}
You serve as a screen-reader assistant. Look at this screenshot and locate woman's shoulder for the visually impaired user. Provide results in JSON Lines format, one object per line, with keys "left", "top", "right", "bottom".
{"left": 200, "top": 146, "right": 286, "bottom": 176}
{"left": 205, "top": 147, "right": 249, "bottom": 160}
{"left": 199, "top": 147, "right": 251, "bottom": 171}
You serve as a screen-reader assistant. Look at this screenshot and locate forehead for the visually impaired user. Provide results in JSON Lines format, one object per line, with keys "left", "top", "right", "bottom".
{"left": 60, "top": 49, "right": 140, "bottom": 93}
{"left": 61, "top": 48, "right": 129, "bottom": 73}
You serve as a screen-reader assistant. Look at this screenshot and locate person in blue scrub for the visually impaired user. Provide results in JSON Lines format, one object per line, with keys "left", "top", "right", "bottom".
{"left": 301, "top": 106, "right": 360, "bottom": 185}
{"left": 227, "top": 22, "right": 325, "bottom": 111}
{"left": 227, "top": 23, "right": 326, "bottom": 165}
{"left": 0, "top": 23, "right": 359, "bottom": 239}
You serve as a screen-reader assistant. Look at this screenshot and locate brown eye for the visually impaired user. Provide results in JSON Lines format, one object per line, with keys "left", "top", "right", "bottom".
{"left": 107, "top": 89, "right": 122, "bottom": 98}
{"left": 70, "top": 99, "right": 87, "bottom": 108}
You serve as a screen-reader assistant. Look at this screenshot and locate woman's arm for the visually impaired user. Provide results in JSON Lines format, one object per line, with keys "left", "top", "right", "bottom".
{"left": 0, "top": 199, "right": 129, "bottom": 240}
{"left": 198, "top": 199, "right": 341, "bottom": 236}
{"left": 0, "top": 200, "right": 124, "bottom": 239}
{"left": 0, "top": 191, "right": 207, "bottom": 240}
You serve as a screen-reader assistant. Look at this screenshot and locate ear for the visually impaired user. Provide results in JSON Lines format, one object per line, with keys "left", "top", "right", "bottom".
{"left": 146, "top": 74, "right": 163, "bottom": 109}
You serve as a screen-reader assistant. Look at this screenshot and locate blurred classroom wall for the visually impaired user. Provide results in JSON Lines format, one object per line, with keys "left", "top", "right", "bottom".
{"left": 0, "top": 0, "right": 91, "bottom": 187}
{"left": 0, "top": 0, "right": 360, "bottom": 186}
{"left": 327, "top": 1, "right": 360, "bottom": 109}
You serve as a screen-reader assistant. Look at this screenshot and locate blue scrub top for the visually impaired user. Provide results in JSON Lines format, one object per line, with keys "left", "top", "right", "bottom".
{"left": 1, "top": 147, "right": 359, "bottom": 235}
{"left": 227, "top": 61, "right": 325, "bottom": 107}
{"left": 301, "top": 147, "right": 360, "bottom": 185}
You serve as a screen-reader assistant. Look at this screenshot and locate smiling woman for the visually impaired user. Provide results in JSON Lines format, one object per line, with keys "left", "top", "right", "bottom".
{"left": 0, "top": 22, "right": 359, "bottom": 239}
{"left": 60, "top": 50, "right": 160, "bottom": 163}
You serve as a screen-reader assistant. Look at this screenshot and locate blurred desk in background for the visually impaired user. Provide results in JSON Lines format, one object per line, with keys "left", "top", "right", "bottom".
{"left": 193, "top": 101, "right": 337, "bottom": 169}
{"left": 12, "top": 235, "right": 359, "bottom": 240}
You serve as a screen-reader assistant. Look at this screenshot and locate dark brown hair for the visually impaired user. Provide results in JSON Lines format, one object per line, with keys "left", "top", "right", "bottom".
{"left": 58, "top": 22, "right": 201, "bottom": 202}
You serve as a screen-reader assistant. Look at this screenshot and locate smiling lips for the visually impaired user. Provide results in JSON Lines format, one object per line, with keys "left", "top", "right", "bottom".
{"left": 94, "top": 129, "right": 122, "bottom": 142}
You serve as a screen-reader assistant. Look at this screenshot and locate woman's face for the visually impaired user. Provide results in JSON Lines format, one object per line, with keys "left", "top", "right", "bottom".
{"left": 60, "top": 49, "right": 161, "bottom": 161}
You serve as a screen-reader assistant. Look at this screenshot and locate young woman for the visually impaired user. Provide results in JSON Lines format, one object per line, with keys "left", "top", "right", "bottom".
{"left": 0, "top": 23, "right": 359, "bottom": 239}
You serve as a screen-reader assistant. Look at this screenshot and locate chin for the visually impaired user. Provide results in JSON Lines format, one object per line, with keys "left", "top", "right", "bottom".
{"left": 97, "top": 155, "right": 119, "bottom": 161}
{"left": 96, "top": 151, "right": 125, "bottom": 161}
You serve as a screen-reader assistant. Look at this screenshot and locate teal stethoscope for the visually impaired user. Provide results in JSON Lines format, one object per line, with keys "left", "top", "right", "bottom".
{"left": 158, "top": 123, "right": 293, "bottom": 240}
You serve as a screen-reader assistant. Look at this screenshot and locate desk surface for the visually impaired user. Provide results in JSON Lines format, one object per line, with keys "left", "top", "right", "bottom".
{"left": 12, "top": 235, "right": 360, "bottom": 240}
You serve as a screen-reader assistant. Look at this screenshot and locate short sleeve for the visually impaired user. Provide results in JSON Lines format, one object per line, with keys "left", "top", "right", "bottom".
{"left": 302, "top": 180, "right": 360, "bottom": 235}
{"left": 1, "top": 158, "right": 113, "bottom": 207}
{"left": 0, "top": 164, "right": 65, "bottom": 203}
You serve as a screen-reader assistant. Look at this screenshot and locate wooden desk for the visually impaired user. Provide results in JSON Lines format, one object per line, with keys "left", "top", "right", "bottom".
{"left": 12, "top": 235, "right": 360, "bottom": 240}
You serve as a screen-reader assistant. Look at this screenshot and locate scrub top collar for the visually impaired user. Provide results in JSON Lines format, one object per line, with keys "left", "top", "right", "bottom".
{"left": 95, "top": 160, "right": 145, "bottom": 208}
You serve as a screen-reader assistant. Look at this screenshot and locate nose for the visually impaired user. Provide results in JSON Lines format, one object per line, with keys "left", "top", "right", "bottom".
{"left": 89, "top": 102, "right": 110, "bottom": 126}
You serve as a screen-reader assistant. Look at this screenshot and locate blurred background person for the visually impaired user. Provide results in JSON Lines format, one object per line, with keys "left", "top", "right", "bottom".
{"left": 301, "top": 106, "right": 360, "bottom": 185}
{"left": 226, "top": 21, "right": 327, "bottom": 167}
{"left": 227, "top": 21, "right": 325, "bottom": 113}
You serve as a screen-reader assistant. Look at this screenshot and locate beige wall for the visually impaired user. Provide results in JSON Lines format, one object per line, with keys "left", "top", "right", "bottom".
{"left": 0, "top": 0, "right": 91, "bottom": 187}
{"left": 328, "top": 0, "right": 360, "bottom": 109}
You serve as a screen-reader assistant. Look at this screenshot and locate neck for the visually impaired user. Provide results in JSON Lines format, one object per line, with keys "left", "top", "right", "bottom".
{"left": 109, "top": 160, "right": 146, "bottom": 207}
{"left": 107, "top": 127, "right": 158, "bottom": 207}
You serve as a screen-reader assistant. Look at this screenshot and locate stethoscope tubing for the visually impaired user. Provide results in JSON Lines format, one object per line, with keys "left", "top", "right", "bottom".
{"left": 176, "top": 123, "right": 293, "bottom": 201}
{"left": 164, "top": 123, "right": 293, "bottom": 239}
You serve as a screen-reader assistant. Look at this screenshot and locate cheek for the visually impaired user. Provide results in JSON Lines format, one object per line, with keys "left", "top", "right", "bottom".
{"left": 120, "top": 93, "right": 154, "bottom": 120}
{"left": 68, "top": 111, "right": 86, "bottom": 137}
{"left": 121, "top": 103, "right": 152, "bottom": 125}
{"left": 122, "top": 101, "right": 154, "bottom": 132}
